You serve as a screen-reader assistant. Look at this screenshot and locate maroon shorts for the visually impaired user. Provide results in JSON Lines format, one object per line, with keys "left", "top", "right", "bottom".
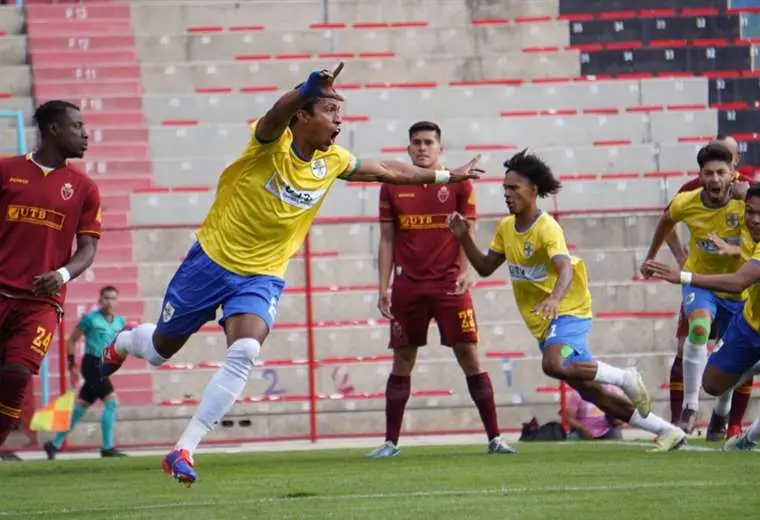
{"left": 389, "top": 285, "right": 479, "bottom": 348}
{"left": 675, "top": 306, "right": 717, "bottom": 340}
{"left": 0, "top": 297, "right": 61, "bottom": 373}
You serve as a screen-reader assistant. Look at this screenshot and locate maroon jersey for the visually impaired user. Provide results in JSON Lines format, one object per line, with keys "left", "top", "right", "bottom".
{"left": 0, "top": 155, "right": 101, "bottom": 306}
{"left": 379, "top": 180, "right": 476, "bottom": 287}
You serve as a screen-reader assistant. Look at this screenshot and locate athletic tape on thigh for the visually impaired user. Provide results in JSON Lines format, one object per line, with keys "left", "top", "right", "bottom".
{"left": 688, "top": 317, "right": 711, "bottom": 344}
{"left": 560, "top": 344, "right": 576, "bottom": 365}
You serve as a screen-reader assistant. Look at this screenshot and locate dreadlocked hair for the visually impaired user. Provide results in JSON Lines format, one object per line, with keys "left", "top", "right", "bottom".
{"left": 503, "top": 149, "right": 562, "bottom": 198}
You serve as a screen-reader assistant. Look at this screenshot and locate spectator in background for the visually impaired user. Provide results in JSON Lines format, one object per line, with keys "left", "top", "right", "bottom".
{"left": 566, "top": 385, "right": 625, "bottom": 440}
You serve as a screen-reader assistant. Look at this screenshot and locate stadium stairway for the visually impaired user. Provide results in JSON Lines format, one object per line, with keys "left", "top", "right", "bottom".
{"left": 21, "top": 2, "right": 154, "bottom": 407}
{"left": 2, "top": 0, "right": 759, "bottom": 449}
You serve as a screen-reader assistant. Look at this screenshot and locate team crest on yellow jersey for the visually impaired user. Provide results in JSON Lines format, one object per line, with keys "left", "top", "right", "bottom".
{"left": 524, "top": 242, "right": 534, "bottom": 258}
{"left": 310, "top": 158, "right": 327, "bottom": 180}
{"left": 726, "top": 212, "right": 740, "bottom": 229}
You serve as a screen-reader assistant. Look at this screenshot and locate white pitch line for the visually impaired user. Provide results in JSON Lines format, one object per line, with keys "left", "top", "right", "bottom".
{"left": 0, "top": 480, "right": 750, "bottom": 518}
{"left": 614, "top": 441, "right": 719, "bottom": 452}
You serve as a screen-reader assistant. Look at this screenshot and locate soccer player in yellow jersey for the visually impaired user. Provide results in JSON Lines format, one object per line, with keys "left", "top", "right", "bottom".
{"left": 645, "top": 184, "right": 760, "bottom": 451}
{"left": 641, "top": 143, "right": 745, "bottom": 433}
{"left": 447, "top": 150, "right": 687, "bottom": 451}
{"left": 99, "top": 63, "right": 482, "bottom": 485}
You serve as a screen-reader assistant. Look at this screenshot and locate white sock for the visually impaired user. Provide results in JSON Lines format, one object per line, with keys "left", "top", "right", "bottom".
{"left": 114, "top": 323, "right": 165, "bottom": 366}
{"left": 746, "top": 417, "right": 760, "bottom": 442}
{"left": 593, "top": 361, "right": 636, "bottom": 394}
{"left": 737, "top": 361, "right": 760, "bottom": 387}
{"left": 175, "top": 338, "right": 260, "bottom": 454}
{"left": 682, "top": 338, "right": 708, "bottom": 411}
{"left": 714, "top": 390, "right": 732, "bottom": 417}
{"left": 629, "top": 409, "right": 673, "bottom": 436}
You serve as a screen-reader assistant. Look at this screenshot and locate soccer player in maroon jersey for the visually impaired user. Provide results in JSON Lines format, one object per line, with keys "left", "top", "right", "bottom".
{"left": 661, "top": 134, "right": 754, "bottom": 438}
{"left": 0, "top": 100, "right": 100, "bottom": 448}
{"left": 369, "top": 121, "right": 514, "bottom": 457}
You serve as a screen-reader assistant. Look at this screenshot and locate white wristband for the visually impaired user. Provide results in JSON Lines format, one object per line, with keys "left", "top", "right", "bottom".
{"left": 434, "top": 170, "right": 451, "bottom": 184}
{"left": 680, "top": 271, "right": 693, "bottom": 285}
{"left": 56, "top": 267, "right": 71, "bottom": 284}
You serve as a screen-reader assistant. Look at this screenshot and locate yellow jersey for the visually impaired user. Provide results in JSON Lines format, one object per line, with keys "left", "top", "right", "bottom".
{"left": 196, "top": 123, "right": 359, "bottom": 278}
{"left": 668, "top": 189, "right": 745, "bottom": 300}
{"left": 489, "top": 211, "right": 592, "bottom": 340}
{"left": 743, "top": 241, "right": 760, "bottom": 331}
{"left": 740, "top": 225, "right": 755, "bottom": 262}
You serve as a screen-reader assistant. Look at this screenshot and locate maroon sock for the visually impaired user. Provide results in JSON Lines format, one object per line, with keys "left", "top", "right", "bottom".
{"left": 729, "top": 380, "right": 753, "bottom": 430}
{"left": 0, "top": 369, "right": 31, "bottom": 447}
{"left": 467, "top": 372, "right": 500, "bottom": 440}
{"left": 669, "top": 355, "right": 683, "bottom": 425}
{"left": 385, "top": 374, "right": 410, "bottom": 445}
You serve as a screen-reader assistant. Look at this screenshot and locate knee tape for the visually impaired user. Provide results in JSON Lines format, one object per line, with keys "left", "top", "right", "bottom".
{"left": 687, "top": 318, "right": 711, "bottom": 344}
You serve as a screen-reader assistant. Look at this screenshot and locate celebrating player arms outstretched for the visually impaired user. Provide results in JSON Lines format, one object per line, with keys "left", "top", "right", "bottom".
{"left": 641, "top": 143, "right": 745, "bottom": 434}
{"left": 662, "top": 135, "right": 754, "bottom": 440}
{"left": 0, "top": 100, "right": 100, "bottom": 448}
{"left": 100, "top": 63, "right": 482, "bottom": 486}
{"left": 645, "top": 184, "right": 760, "bottom": 451}
{"left": 447, "top": 150, "right": 687, "bottom": 452}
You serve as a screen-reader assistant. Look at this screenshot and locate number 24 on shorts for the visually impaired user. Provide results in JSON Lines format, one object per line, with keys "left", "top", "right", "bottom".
{"left": 458, "top": 309, "right": 476, "bottom": 332}
{"left": 31, "top": 325, "right": 53, "bottom": 357}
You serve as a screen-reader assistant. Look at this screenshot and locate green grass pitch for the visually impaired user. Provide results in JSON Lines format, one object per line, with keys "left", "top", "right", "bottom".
{"left": 0, "top": 441, "right": 756, "bottom": 519}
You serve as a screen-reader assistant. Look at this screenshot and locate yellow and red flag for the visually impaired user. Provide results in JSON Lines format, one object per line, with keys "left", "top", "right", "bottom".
{"left": 30, "top": 391, "right": 75, "bottom": 432}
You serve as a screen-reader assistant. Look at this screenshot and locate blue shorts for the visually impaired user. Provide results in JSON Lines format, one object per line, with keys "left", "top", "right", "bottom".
{"left": 156, "top": 242, "right": 286, "bottom": 337}
{"left": 538, "top": 315, "right": 594, "bottom": 364}
{"left": 708, "top": 311, "right": 760, "bottom": 375}
{"left": 681, "top": 286, "right": 743, "bottom": 338}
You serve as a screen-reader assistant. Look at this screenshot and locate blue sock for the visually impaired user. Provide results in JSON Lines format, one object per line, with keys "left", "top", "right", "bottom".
{"left": 101, "top": 399, "right": 118, "bottom": 450}
{"left": 51, "top": 403, "right": 88, "bottom": 448}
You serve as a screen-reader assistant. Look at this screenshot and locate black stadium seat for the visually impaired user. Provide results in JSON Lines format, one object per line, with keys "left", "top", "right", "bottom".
{"left": 560, "top": 0, "right": 728, "bottom": 16}
{"left": 709, "top": 77, "right": 760, "bottom": 107}
{"left": 569, "top": 15, "right": 741, "bottom": 46}
{"left": 580, "top": 45, "right": 753, "bottom": 75}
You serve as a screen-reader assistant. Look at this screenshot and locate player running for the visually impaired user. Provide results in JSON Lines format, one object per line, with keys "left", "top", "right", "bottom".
{"left": 645, "top": 184, "right": 760, "bottom": 451}
{"left": 369, "top": 121, "right": 513, "bottom": 458}
{"left": 641, "top": 143, "right": 745, "bottom": 434}
{"left": 0, "top": 100, "right": 100, "bottom": 448}
{"left": 663, "top": 135, "right": 754, "bottom": 439}
{"left": 447, "top": 150, "right": 687, "bottom": 451}
{"left": 43, "top": 286, "right": 127, "bottom": 459}
{"left": 100, "top": 63, "right": 482, "bottom": 486}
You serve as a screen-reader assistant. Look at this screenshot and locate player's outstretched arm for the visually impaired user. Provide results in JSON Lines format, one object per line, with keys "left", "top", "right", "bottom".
{"left": 646, "top": 259, "right": 760, "bottom": 294}
{"left": 254, "top": 63, "right": 344, "bottom": 144}
{"left": 346, "top": 156, "right": 482, "bottom": 185}
{"left": 664, "top": 229, "right": 687, "bottom": 267}
{"left": 707, "top": 232, "right": 741, "bottom": 257}
{"left": 446, "top": 212, "right": 505, "bottom": 277}
{"left": 640, "top": 210, "right": 677, "bottom": 277}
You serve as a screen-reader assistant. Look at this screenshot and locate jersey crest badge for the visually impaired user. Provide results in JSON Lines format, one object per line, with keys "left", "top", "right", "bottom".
{"left": 162, "top": 302, "right": 175, "bottom": 323}
{"left": 60, "top": 182, "right": 74, "bottom": 201}
{"left": 523, "top": 242, "right": 534, "bottom": 258}
{"left": 437, "top": 186, "right": 450, "bottom": 203}
{"left": 726, "top": 212, "right": 739, "bottom": 229}
{"left": 310, "top": 158, "right": 327, "bottom": 180}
